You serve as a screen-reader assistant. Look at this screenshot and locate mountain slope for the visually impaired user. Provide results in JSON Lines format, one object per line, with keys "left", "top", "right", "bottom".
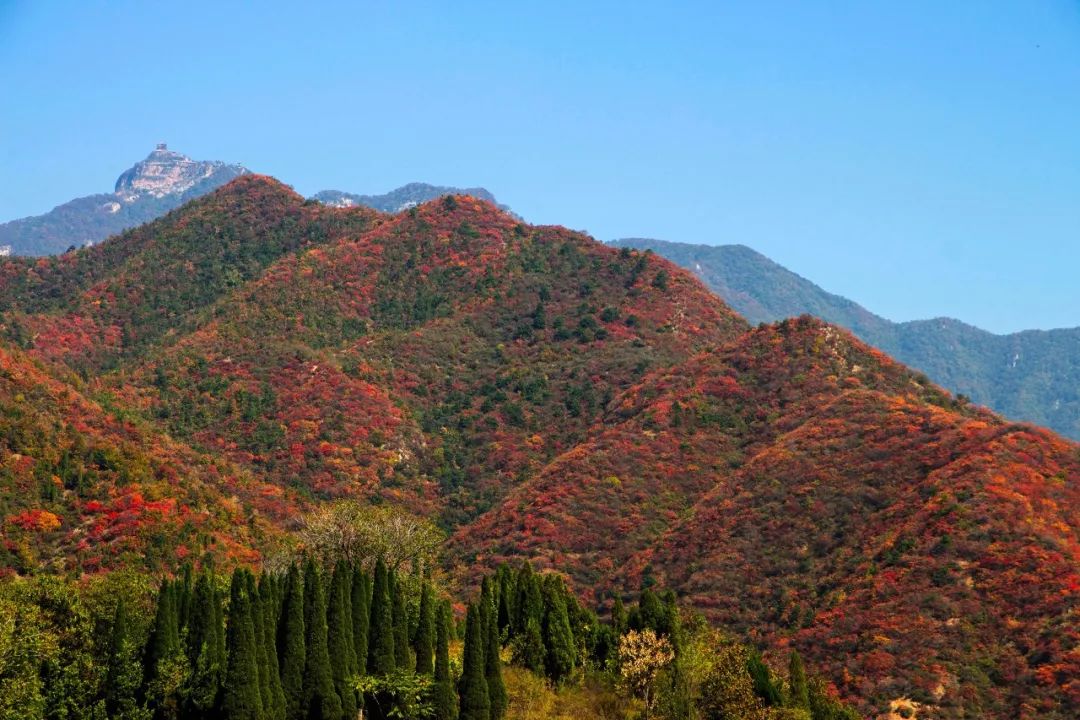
{"left": 0, "top": 145, "right": 250, "bottom": 256}
{"left": 0, "top": 147, "right": 512, "bottom": 257}
{"left": 457, "top": 316, "right": 1080, "bottom": 717}
{"left": 0, "top": 179, "right": 1075, "bottom": 717}
{"left": 611, "top": 238, "right": 1080, "bottom": 441}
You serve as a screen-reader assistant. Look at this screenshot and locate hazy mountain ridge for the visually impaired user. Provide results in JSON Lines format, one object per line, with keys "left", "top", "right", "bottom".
{"left": 0, "top": 147, "right": 512, "bottom": 256}
{"left": 312, "top": 182, "right": 513, "bottom": 214}
{"left": 610, "top": 238, "right": 1080, "bottom": 440}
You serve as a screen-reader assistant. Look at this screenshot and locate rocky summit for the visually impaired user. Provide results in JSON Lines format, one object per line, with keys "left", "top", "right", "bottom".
{"left": 0, "top": 144, "right": 248, "bottom": 255}
{"left": 113, "top": 143, "right": 245, "bottom": 200}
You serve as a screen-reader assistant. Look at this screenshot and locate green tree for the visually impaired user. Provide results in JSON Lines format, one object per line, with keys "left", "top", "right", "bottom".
{"left": 458, "top": 604, "right": 489, "bottom": 720}
{"left": 414, "top": 582, "right": 435, "bottom": 675}
{"left": 143, "top": 579, "right": 184, "bottom": 717}
{"left": 747, "top": 650, "right": 783, "bottom": 707}
{"left": 432, "top": 600, "right": 458, "bottom": 720}
{"left": 512, "top": 563, "right": 542, "bottom": 637}
{"left": 220, "top": 569, "right": 263, "bottom": 720}
{"left": 483, "top": 590, "right": 507, "bottom": 720}
{"left": 183, "top": 572, "right": 225, "bottom": 719}
{"left": 301, "top": 559, "right": 342, "bottom": 720}
{"left": 327, "top": 561, "right": 358, "bottom": 720}
{"left": 259, "top": 574, "right": 287, "bottom": 720}
{"left": 391, "top": 571, "right": 411, "bottom": 671}
{"left": 351, "top": 567, "right": 371, "bottom": 676}
{"left": 104, "top": 598, "right": 149, "bottom": 720}
{"left": 788, "top": 649, "right": 810, "bottom": 711}
{"left": 368, "top": 559, "right": 396, "bottom": 676}
{"left": 541, "top": 580, "right": 575, "bottom": 685}
{"left": 278, "top": 565, "right": 306, "bottom": 720}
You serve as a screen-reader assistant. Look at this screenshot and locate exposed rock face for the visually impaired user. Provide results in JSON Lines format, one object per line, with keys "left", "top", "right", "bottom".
{"left": 0, "top": 145, "right": 249, "bottom": 255}
{"left": 313, "top": 182, "right": 514, "bottom": 215}
{"left": 114, "top": 144, "right": 242, "bottom": 201}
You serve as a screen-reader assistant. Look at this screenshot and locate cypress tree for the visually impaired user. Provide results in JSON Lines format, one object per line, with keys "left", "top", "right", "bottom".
{"left": 611, "top": 597, "right": 628, "bottom": 635}
{"left": 143, "top": 579, "right": 181, "bottom": 707}
{"left": 495, "top": 565, "right": 514, "bottom": 639}
{"left": 483, "top": 589, "right": 507, "bottom": 720}
{"left": 747, "top": 651, "right": 782, "bottom": 707}
{"left": 512, "top": 563, "right": 542, "bottom": 637}
{"left": 350, "top": 566, "right": 370, "bottom": 676}
{"left": 259, "top": 573, "right": 287, "bottom": 720}
{"left": 176, "top": 563, "right": 194, "bottom": 635}
{"left": 104, "top": 598, "right": 143, "bottom": 719}
{"left": 541, "top": 579, "right": 575, "bottom": 685}
{"left": 458, "top": 604, "right": 489, "bottom": 720}
{"left": 390, "top": 571, "right": 411, "bottom": 670}
{"left": 513, "top": 617, "right": 545, "bottom": 673}
{"left": 301, "top": 559, "right": 342, "bottom": 720}
{"left": 788, "top": 649, "right": 810, "bottom": 711}
{"left": 327, "top": 561, "right": 358, "bottom": 720}
{"left": 278, "top": 564, "right": 306, "bottom": 720}
{"left": 367, "top": 559, "right": 395, "bottom": 675}
{"left": 414, "top": 582, "right": 435, "bottom": 675}
{"left": 249, "top": 573, "right": 272, "bottom": 719}
{"left": 221, "top": 569, "right": 264, "bottom": 720}
{"left": 185, "top": 571, "right": 226, "bottom": 718}
{"left": 432, "top": 600, "right": 458, "bottom": 720}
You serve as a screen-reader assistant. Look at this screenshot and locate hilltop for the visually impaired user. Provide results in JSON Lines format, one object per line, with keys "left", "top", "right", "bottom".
{"left": 611, "top": 238, "right": 1080, "bottom": 441}
{"left": 0, "top": 178, "right": 1075, "bottom": 717}
{"left": 0, "top": 146, "right": 512, "bottom": 256}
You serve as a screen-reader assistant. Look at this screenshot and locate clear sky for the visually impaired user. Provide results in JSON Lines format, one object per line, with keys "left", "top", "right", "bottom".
{"left": 2, "top": 1, "right": 1079, "bottom": 333}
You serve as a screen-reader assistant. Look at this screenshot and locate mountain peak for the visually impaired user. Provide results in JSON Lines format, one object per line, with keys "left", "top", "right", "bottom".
{"left": 113, "top": 144, "right": 249, "bottom": 200}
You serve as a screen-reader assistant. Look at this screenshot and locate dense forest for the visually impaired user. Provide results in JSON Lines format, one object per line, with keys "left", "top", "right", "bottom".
{"left": 0, "top": 178, "right": 1076, "bottom": 717}
{"left": 0, "top": 521, "right": 859, "bottom": 720}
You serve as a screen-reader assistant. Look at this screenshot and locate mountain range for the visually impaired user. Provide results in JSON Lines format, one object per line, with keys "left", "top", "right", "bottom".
{"left": 610, "top": 239, "right": 1080, "bottom": 442}
{"left": 0, "top": 177, "right": 1076, "bottom": 718}
{"left": 0, "top": 146, "right": 508, "bottom": 256}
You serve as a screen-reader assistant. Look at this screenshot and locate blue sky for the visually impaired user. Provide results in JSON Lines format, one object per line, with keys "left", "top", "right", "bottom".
{"left": 2, "top": 1, "right": 1079, "bottom": 333}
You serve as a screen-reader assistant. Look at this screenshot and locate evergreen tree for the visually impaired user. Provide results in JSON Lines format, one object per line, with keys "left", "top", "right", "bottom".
{"left": 248, "top": 573, "right": 272, "bottom": 719}
{"left": 390, "top": 571, "right": 411, "bottom": 670}
{"left": 142, "top": 579, "right": 182, "bottom": 714}
{"left": 301, "top": 559, "right": 342, "bottom": 720}
{"left": 483, "top": 590, "right": 507, "bottom": 720}
{"left": 220, "top": 569, "right": 263, "bottom": 720}
{"left": 541, "top": 579, "right": 576, "bottom": 685}
{"left": 350, "top": 566, "right": 370, "bottom": 676}
{"left": 278, "top": 564, "right": 306, "bottom": 720}
{"left": 512, "top": 563, "right": 542, "bottom": 637}
{"left": 747, "top": 651, "right": 783, "bottom": 707}
{"left": 367, "top": 559, "right": 396, "bottom": 675}
{"left": 511, "top": 617, "right": 545, "bottom": 674}
{"left": 458, "top": 604, "right": 490, "bottom": 720}
{"left": 184, "top": 571, "right": 226, "bottom": 718}
{"left": 432, "top": 600, "right": 458, "bottom": 720}
{"left": 104, "top": 598, "right": 144, "bottom": 719}
{"left": 413, "top": 582, "right": 435, "bottom": 675}
{"left": 327, "top": 561, "right": 358, "bottom": 720}
{"left": 495, "top": 566, "right": 514, "bottom": 638}
{"left": 788, "top": 649, "right": 810, "bottom": 711}
{"left": 259, "top": 574, "right": 287, "bottom": 720}
{"left": 611, "top": 596, "right": 628, "bottom": 635}
{"left": 176, "top": 564, "right": 194, "bottom": 635}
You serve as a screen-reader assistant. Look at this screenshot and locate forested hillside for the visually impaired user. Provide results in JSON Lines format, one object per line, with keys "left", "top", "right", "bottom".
{"left": 610, "top": 238, "right": 1080, "bottom": 441}
{"left": 0, "top": 178, "right": 1075, "bottom": 718}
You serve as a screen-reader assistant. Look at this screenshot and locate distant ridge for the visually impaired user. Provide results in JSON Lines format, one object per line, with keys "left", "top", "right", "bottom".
{"left": 312, "top": 182, "right": 514, "bottom": 215}
{"left": 0, "top": 148, "right": 513, "bottom": 256}
{"left": 611, "top": 237, "right": 1080, "bottom": 440}
{"left": 0, "top": 144, "right": 250, "bottom": 255}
